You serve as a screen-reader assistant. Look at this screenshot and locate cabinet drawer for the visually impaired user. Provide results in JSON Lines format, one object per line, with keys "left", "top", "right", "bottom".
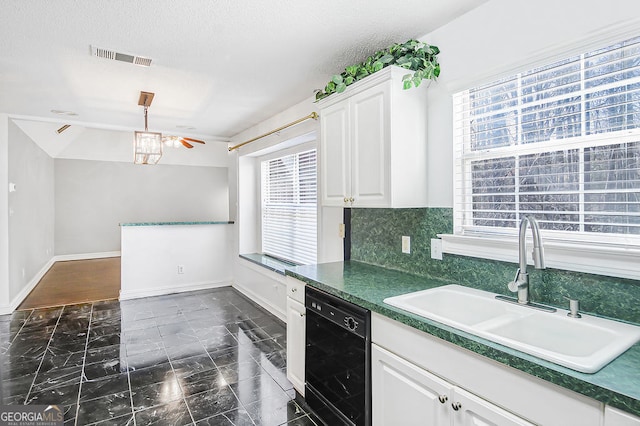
{"left": 286, "top": 276, "right": 305, "bottom": 304}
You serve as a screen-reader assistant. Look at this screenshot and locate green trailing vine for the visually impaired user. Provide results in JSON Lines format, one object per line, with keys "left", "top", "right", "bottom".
{"left": 315, "top": 39, "right": 440, "bottom": 101}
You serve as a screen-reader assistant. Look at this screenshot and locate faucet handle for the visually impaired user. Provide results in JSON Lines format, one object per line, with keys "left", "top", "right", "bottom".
{"left": 564, "top": 296, "right": 582, "bottom": 318}
{"left": 508, "top": 268, "right": 522, "bottom": 292}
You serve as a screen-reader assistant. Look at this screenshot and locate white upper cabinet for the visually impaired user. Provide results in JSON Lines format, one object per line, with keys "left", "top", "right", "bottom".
{"left": 319, "top": 99, "right": 351, "bottom": 206}
{"left": 318, "top": 66, "right": 428, "bottom": 208}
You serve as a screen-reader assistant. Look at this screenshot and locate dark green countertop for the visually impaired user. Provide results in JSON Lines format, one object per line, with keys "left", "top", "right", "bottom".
{"left": 239, "top": 253, "right": 298, "bottom": 275}
{"left": 285, "top": 260, "right": 640, "bottom": 417}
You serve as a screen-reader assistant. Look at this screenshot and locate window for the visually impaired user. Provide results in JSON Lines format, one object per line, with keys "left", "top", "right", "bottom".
{"left": 453, "top": 36, "right": 640, "bottom": 247}
{"left": 261, "top": 149, "right": 317, "bottom": 264}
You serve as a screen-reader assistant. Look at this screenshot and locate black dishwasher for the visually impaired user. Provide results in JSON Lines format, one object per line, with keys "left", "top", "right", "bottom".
{"left": 305, "top": 286, "right": 371, "bottom": 426}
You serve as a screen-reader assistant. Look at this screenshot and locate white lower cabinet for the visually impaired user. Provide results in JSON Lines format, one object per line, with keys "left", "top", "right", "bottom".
{"left": 372, "top": 312, "right": 603, "bottom": 426}
{"left": 286, "top": 277, "right": 306, "bottom": 396}
{"left": 605, "top": 406, "right": 640, "bottom": 426}
{"left": 372, "top": 344, "right": 534, "bottom": 426}
{"left": 372, "top": 344, "right": 451, "bottom": 425}
{"left": 452, "top": 386, "right": 534, "bottom": 426}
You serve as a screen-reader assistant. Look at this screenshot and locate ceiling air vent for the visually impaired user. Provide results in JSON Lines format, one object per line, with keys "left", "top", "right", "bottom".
{"left": 91, "top": 45, "right": 152, "bottom": 67}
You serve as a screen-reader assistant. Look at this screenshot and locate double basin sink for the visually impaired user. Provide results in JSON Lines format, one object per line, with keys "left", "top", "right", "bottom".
{"left": 384, "top": 285, "right": 640, "bottom": 373}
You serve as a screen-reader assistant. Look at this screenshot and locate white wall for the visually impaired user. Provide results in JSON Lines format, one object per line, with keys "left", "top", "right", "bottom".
{"left": 320, "top": 206, "right": 344, "bottom": 262}
{"left": 238, "top": 155, "right": 259, "bottom": 254}
{"left": 120, "top": 224, "right": 233, "bottom": 300}
{"left": 7, "top": 120, "right": 55, "bottom": 306}
{"left": 422, "top": 0, "right": 640, "bottom": 207}
{"left": 0, "top": 115, "right": 10, "bottom": 312}
{"left": 54, "top": 159, "right": 229, "bottom": 255}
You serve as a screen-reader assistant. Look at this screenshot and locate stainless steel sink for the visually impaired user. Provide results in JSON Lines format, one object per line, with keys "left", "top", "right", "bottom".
{"left": 384, "top": 284, "right": 640, "bottom": 373}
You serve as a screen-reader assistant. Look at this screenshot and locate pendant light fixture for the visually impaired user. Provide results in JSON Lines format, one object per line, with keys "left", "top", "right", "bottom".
{"left": 133, "top": 91, "right": 163, "bottom": 165}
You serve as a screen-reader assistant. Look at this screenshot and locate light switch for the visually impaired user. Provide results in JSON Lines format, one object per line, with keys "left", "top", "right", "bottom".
{"left": 402, "top": 236, "right": 411, "bottom": 254}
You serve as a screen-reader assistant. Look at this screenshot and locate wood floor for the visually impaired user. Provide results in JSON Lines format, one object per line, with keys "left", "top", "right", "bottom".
{"left": 18, "top": 257, "right": 121, "bottom": 310}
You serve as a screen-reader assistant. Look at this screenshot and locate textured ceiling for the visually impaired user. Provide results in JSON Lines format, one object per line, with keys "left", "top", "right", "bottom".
{"left": 0, "top": 0, "right": 487, "bottom": 142}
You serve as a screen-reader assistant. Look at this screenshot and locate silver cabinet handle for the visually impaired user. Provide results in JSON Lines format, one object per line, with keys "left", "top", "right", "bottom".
{"left": 291, "top": 287, "right": 297, "bottom": 292}
{"left": 451, "top": 402, "right": 462, "bottom": 411}
{"left": 344, "top": 197, "right": 349, "bottom": 203}
{"left": 438, "top": 395, "right": 448, "bottom": 404}
{"left": 299, "top": 312, "right": 305, "bottom": 317}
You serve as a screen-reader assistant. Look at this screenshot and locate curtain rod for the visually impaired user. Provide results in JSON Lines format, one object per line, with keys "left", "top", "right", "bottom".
{"left": 228, "top": 112, "right": 319, "bottom": 152}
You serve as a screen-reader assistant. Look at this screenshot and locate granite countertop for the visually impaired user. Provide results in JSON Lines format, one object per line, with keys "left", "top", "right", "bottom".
{"left": 120, "top": 221, "right": 234, "bottom": 226}
{"left": 239, "top": 253, "right": 298, "bottom": 275}
{"left": 285, "top": 260, "right": 640, "bottom": 417}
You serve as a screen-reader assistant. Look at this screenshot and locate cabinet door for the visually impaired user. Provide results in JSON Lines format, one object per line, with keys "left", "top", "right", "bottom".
{"left": 286, "top": 276, "right": 305, "bottom": 304}
{"left": 452, "top": 387, "right": 535, "bottom": 426}
{"left": 350, "top": 81, "right": 390, "bottom": 207}
{"left": 286, "top": 297, "right": 306, "bottom": 396}
{"left": 320, "top": 100, "right": 351, "bottom": 206}
{"left": 372, "top": 344, "right": 451, "bottom": 426}
{"left": 605, "top": 406, "right": 640, "bottom": 426}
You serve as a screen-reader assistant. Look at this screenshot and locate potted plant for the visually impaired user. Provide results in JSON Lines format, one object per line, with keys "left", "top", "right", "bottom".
{"left": 315, "top": 39, "right": 440, "bottom": 101}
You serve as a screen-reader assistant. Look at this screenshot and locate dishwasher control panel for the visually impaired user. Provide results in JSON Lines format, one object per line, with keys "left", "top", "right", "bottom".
{"left": 305, "top": 286, "right": 369, "bottom": 339}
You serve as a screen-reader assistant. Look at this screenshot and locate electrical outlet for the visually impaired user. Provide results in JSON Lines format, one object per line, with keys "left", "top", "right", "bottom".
{"left": 338, "top": 223, "right": 345, "bottom": 238}
{"left": 177, "top": 265, "right": 185, "bottom": 274}
{"left": 402, "top": 236, "right": 411, "bottom": 254}
{"left": 431, "top": 238, "right": 443, "bottom": 260}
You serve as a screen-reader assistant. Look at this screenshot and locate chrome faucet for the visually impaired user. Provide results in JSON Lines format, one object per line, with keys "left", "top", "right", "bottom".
{"left": 507, "top": 215, "right": 545, "bottom": 305}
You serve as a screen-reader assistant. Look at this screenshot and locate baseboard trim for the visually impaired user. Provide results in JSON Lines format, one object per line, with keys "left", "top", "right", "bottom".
{"left": 119, "top": 279, "right": 232, "bottom": 301}
{"left": 54, "top": 251, "right": 121, "bottom": 262}
{"left": 0, "top": 257, "right": 57, "bottom": 315}
{"left": 232, "top": 281, "right": 286, "bottom": 322}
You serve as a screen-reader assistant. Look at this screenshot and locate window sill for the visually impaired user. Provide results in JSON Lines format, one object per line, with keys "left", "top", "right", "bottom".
{"left": 438, "top": 234, "right": 640, "bottom": 280}
{"left": 239, "top": 253, "right": 299, "bottom": 276}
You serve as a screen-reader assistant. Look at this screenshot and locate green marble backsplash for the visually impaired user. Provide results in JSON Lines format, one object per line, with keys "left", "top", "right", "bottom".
{"left": 350, "top": 208, "right": 640, "bottom": 324}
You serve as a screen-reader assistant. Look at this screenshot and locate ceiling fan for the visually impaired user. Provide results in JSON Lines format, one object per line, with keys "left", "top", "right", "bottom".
{"left": 137, "top": 91, "right": 205, "bottom": 149}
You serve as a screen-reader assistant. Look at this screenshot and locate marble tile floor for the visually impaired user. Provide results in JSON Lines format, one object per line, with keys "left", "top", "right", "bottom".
{"left": 0, "top": 287, "right": 321, "bottom": 426}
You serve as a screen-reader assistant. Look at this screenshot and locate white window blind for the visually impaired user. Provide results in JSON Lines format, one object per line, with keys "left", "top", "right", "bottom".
{"left": 261, "top": 149, "right": 317, "bottom": 265}
{"left": 453, "top": 35, "right": 640, "bottom": 245}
